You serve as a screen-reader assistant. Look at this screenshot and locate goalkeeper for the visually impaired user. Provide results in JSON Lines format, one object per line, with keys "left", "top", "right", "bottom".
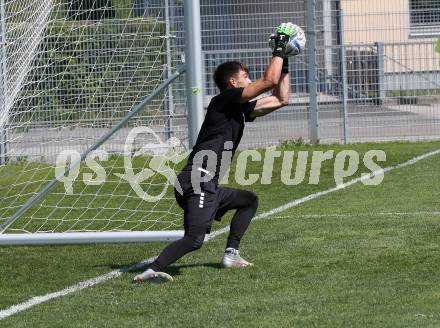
{"left": 134, "top": 23, "right": 306, "bottom": 283}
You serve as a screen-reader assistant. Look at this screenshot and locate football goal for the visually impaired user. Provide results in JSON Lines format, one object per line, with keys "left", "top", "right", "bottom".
{"left": 0, "top": 0, "right": 204, "bottom": 245}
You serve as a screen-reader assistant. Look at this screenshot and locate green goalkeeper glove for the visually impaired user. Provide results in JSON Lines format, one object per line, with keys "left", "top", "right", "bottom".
{"left": 270, "top": 23, "right": 306, "bottom": 57}
{"left": 271, "top": 23, "right": 296, "bottom": 58}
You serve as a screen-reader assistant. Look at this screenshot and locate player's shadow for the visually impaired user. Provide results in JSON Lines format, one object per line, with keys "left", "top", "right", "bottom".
{"left": 105, "top": 261, "right": 221, "bottom": 276}
{"left": 167, "top": 262, "right": 222, "bottom": 276}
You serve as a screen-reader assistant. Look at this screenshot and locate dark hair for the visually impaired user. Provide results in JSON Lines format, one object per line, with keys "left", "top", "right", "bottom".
{"left": 213, "top": 61, "right": 249, "bottom": 91}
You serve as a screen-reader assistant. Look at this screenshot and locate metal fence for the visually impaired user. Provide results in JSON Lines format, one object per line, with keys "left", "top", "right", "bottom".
{"left": 196, "top": 0, "right": 440, "bottom": 146}
{"left": 2, "top": 0, "right": 440, "bottom": 163}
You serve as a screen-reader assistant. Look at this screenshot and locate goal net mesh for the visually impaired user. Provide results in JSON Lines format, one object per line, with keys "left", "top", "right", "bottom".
{"left": 0, "top": 0, "right": 187, "bottom": 234}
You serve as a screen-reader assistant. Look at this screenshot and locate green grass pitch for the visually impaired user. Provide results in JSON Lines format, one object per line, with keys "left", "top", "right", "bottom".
{"left": 1, "top": 141, "right": 440, "bottom": 327}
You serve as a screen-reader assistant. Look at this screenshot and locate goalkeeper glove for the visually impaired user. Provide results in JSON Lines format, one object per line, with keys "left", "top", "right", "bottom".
{"left": 271, "top": 22, "right": 294, "bottom": 58}
{"left": 269, "top": 23, "right": 306, "bottom": 57}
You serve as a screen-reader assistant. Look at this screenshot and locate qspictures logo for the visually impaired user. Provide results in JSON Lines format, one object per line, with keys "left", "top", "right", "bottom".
{"left": 55, "top": 127, "right": 386, "bottom": 202}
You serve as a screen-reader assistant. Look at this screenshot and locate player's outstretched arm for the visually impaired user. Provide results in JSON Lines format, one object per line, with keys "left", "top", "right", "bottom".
{"left": 240, "top": 22, "right": 300, "bottom": 106}
{"left": 239, "top": 23, "right": 294, "bottom": 103}
{"left": 239, "top": 56, "right": 283, "bottom": 104}
{"left": 249, "top": 62, "right": 290, "bottom": 118}
{"left": 248, "top": 23, "right": 305, "bottom": 118}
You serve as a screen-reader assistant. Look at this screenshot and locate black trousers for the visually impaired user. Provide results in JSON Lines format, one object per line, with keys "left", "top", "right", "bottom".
{"left": 149, "top": 174, "right": 258, "bottom": 272}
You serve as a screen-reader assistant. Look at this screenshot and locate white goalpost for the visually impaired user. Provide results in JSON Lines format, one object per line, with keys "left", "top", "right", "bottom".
{"left": 0, "top": 0, "right": 204, "bottom": 245}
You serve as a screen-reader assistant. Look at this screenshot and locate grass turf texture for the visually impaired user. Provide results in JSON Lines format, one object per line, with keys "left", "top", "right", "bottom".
{"left": 1, "top": 140, "right": 440, "bottom": 327}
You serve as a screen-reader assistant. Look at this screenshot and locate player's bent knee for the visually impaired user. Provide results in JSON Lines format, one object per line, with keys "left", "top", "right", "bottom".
{"left": 190, "top": 234, "right": 205, "bottom": 250}
{"left": 185, "top": 226, "right": 206, "bottom": 251}
{"left": 246, "top": 191, "right": 259, "bottom": 209}
{"left": 180, "top": 234, "right": 204, "bottom": 251}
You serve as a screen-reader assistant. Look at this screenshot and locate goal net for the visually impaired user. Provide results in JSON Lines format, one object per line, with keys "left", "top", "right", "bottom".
{"left": 0, "top": 0, "right": 188, "bottom": 244}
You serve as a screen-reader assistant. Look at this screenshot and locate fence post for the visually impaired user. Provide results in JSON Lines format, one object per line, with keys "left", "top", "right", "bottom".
{"left": 184, "top": 0, "right": 204, "bottom": 149}
{"left": 339, "top": 8, "right": 348, "bottom": 144}
{"left": 376, "top": 42, "right": 385, "bottom": 105}
{"left": 307, "top": 0, "right": 319, "bottom": 144}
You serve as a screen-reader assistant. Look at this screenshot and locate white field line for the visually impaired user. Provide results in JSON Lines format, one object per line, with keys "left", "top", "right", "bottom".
{"left": 0, "top": 257, "right": 156, "bottom": 321}
{"left": 0, "top": 271, "right": 121, "bottom": 320}
{"left": 270, "top": 211, "right": 440, "bottom": 220}
{"left": 207, "top": 148, "right": 440, "bottom": 240}
{"left": 1, "top": 148, "right": 440, "bottom": 321}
